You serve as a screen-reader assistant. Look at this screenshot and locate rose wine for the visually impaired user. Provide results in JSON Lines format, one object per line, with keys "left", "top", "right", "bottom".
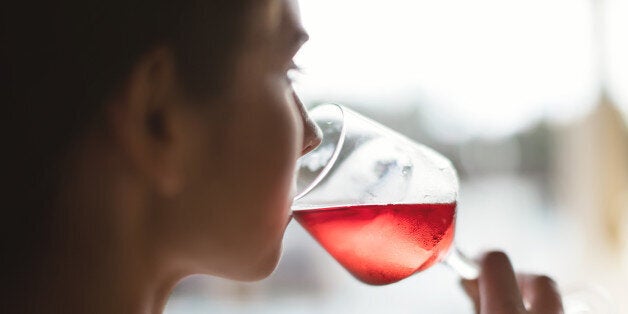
{"left": 293, "top": 203, "right": 456, "bottom": 285}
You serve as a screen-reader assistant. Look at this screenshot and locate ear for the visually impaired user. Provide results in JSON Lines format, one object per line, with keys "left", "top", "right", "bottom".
{"left": 107, "top": 47, "right": 185, "bottom": 197}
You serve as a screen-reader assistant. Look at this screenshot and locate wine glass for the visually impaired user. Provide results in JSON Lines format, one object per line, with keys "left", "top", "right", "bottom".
{"left": 291, "top": 103, "right": 615, "bottom": 313}
{"left": 291, "top": 103, "right": 478, "bottom": 285}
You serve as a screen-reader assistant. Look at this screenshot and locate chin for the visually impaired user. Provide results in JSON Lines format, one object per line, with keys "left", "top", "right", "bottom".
{"left": 227, "top": 242, "right": 284, "bottom": 282}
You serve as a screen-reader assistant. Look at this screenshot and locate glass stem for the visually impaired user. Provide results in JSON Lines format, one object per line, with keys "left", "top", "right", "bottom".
{"left": 444, "top": 246, "right": 479, "bottom": 280}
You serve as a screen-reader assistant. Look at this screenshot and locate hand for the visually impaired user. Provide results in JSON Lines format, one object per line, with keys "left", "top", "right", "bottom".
{"left": 461, "top": 251, "right": 564, "bottom": 314}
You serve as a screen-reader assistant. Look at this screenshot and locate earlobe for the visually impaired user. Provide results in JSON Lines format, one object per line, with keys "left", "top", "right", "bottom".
{"left": 106, "top": 46, "right": 186, "bottom": 198}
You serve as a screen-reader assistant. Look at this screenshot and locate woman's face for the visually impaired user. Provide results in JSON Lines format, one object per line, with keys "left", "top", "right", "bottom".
{"left": 163, "top": 0, "right": 320, "bottom": 280}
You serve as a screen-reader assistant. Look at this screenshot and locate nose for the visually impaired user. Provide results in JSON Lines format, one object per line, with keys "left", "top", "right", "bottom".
{"left": 292, "top": 92, "right": 322, "bottom": 156}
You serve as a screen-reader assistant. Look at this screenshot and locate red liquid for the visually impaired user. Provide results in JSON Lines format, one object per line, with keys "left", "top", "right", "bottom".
{"left": 293, "top": 203, "right": 456, "bottom": 285}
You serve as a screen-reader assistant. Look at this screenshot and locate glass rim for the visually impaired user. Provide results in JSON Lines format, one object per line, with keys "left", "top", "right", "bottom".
{"left": 293, "top": 103, "right": 348, "bottom": 202}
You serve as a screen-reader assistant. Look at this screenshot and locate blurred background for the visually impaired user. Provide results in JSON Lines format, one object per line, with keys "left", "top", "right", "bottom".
{"left": 166, "top": 0, "right": 628, "bottom": 312}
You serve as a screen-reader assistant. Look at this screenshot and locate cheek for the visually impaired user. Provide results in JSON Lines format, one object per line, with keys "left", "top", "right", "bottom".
{"left": 202, "top": 84, "right": 302, "bottom": 278}
{"left": 230, "top": 86, "right": 301, "bottom": 220}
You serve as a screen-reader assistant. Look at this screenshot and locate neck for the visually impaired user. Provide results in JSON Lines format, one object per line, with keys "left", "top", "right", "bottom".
{"left": 34, "top": 245, "right": 182, "bottom": 314}
{"left": 25, "top": 140, "right": 186, "bottom": 314}
{"left": 40, "top": 248, "right": 174, "bottom": 314}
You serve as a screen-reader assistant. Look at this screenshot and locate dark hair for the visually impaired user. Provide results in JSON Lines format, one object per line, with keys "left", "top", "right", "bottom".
{"left": 2, "top": 0, "right": 254, "bottom": 302}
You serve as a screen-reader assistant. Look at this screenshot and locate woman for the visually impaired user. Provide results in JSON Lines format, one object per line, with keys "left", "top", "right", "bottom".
{"left": 2, "top": 0, "right": 563, "bottom": 313}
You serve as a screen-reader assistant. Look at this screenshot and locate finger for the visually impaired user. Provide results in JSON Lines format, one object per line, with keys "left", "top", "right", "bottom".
{"left": 461, "top": 279, "right": 480, "bottom": 314}
{"left": 478, "top": 251, "right": 527, "bottom": 314}
{"left": 517, "top": 274, "right": 564, "bottom": 314}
